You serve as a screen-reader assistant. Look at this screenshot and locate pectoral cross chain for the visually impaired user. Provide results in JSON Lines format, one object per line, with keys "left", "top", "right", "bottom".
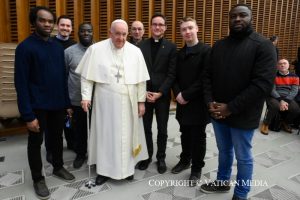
{"left": 115, "top": 68, "right": 122, "bottom": 83}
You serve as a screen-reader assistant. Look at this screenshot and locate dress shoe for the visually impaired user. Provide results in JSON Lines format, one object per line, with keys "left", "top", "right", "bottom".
{"left": 125, "top": 175, "right": 134, "bottom": 180}
{"left": 137, "top": 159, "right": 152, "bottom": 170}
{"left": 171, "top": 160, "right": 190, "bottom": 174}
{"left": 188, "top": 172, "right": 200, "bottom": 187}
{"left": 73, "top": 156, "right": 86, "bottom": 169}
{"left": 281, "top": 121, "right": 292, "bottom": 133}
{"left": 96, "top": 175, "right": 109, "bottom": 185}
{"left": 157, "top": 160, "right": 167, "bottom": 174}
{"left": 53, "top": 167, "right": 75, "bottom": 183}
{"left": 260, "top": 123, "right": 269, "bottom": 135}
{"left": 200, "top": 180, "right": 231, "bottom": 194}
{"left": 33, "top": 179, "right": 50, "bottom": 200}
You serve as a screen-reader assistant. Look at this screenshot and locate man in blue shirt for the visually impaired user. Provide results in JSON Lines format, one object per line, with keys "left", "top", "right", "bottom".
{"left": 14, "top": 6, "right": 75, "bottom": 199}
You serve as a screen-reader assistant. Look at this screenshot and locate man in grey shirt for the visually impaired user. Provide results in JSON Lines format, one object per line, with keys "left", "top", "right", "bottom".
{"left": 65, "top": 23, "right": 93, "bottom": 168}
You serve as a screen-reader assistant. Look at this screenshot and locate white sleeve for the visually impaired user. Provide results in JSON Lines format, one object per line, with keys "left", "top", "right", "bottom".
{"left": 137, "top": 81, "right": 146, "bottom": 102}
{"left": 81, "top": 77, "right": 94, "bottom": 100}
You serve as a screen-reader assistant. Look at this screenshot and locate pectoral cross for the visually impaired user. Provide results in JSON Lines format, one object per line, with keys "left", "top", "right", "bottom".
{"left": 115, "top": 68, "right": 122, "bottom": 83}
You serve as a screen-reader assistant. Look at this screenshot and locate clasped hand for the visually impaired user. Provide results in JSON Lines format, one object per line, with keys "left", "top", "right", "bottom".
{"left": 279, "top": 100, "right": 289, "bottom": 111}
{"left": 208, "top": 102, "right": 232, "bottom": 119}
{"left": 146, "top": 92, "right": 162, "bottom": 103}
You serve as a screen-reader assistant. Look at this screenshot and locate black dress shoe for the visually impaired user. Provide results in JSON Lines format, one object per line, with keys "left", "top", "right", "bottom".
{"left": 138, "top": 159, "right": 152, "bottom": 170}
{"left": 33, "top": 179, "right": 50, "bottom": 200}
{"left": 171, "top": 160, "right": 190, "bottom": 174}
{"left": 125, "top": 175, "right": 134, "bottom": 180}
{"left": 96, "top": 175, "right": 109, "bottom": 185}
{"left": 73, "top": 156, "right": 86, "bottom": 169}
{"left": 157, "top": 160, "right": 167, "bottom": 174}
{"left": 188, "top": 172, "right": 200, "bottom": 187}
{"left": 53, "top": 167, "right": 75, "bottom": 183}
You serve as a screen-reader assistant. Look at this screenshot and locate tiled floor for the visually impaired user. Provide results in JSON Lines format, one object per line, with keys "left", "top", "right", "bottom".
{"left": 1, "top": 111, "right": 300, "bottom": 200}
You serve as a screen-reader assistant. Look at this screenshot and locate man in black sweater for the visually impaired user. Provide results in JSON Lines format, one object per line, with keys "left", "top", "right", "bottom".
{"left": 15, "top": 7, "right": 75, "bottom": 199}
{"left": 200, "top": 4, "right": 277, "bottom": 200}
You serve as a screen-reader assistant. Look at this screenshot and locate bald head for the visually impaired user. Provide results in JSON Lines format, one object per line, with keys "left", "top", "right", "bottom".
{"left": 130, "top": 21, "right": 145, "bottom": 44}
{"left": 132, "top": 21, "right": 144, "bottom": 28}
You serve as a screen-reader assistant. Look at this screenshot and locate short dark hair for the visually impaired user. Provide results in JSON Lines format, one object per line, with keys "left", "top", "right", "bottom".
{"left": 79, "top": 23, "right": 93, "bottom": 30}
{"left": 151, "top": 13, "right": 167, "bottom": 24}
{"left": 57, "top": 15, "right": 72, "bottom": 25}
{"left": 230, "top": 3, "right": 252, "bottom": 13}
{"left": 179, "top": 17, "right": 197, "bottom": 26}
{"left": 29, "top": 6, "right": 56, "bottom": 26}
{"left": 270, "top": 35, "right": 278, "bottom": 42}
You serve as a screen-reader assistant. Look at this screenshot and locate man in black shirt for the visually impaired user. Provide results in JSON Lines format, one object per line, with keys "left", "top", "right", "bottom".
{"left": 200, "top": 4, "right": 276, "bottom": 200}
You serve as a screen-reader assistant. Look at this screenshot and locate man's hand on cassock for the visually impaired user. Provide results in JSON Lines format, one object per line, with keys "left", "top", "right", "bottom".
{"left": 138, "top": 102, "right": 145, "bottom": 117}
{"left": 146, "top": 91, "right": 162, "bottom": 103}
{"left": 146, "top": 92, "right": 155, "bottom": 103}
{"left": 81, "top": 100, "right": 91, "bottom": 112}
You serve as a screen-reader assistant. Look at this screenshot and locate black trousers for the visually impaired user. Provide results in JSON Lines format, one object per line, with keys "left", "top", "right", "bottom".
{"left": 179, "top": 124, "right": 206, "bottom": 173}
{"left": 72, "top": 105, "right": 87, "bottom": 158}
{"left": 143, "top": 96, "right": 170, "bottom": 161}
{"left": 45, "top": 114, "right": 74, "bottom": 152}
{"left": 27, "top": 109, "right": 65, "bottom": 182}
{"left": 264, "top": 97, "right": 300, "bottom": 124}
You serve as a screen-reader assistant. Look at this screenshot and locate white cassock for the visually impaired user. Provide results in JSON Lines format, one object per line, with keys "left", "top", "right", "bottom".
{"left": 76, "top": 39, "right": 150, "bottom": 179}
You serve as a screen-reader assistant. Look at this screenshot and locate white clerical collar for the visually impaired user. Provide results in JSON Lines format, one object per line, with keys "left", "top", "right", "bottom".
{"left": 56, "top": 34, "right": 69, "bottom": 41}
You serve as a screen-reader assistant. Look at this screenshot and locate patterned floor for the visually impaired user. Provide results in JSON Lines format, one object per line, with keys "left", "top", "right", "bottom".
{"left": 1, "top": 112, "right": 300, "bottom": 200}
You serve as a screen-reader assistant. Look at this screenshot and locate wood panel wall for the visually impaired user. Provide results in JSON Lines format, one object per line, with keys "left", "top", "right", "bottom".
{"left": 1, "top": 0, "right": 300, "bottom": 61}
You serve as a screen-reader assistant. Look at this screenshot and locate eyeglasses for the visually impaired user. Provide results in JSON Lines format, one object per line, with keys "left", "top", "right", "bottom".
{"left": 151, "top": 23, "right": 166, "bottom": 27}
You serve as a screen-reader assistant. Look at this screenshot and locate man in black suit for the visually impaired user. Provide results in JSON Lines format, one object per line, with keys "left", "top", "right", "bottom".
{"left": 138, "top": 13, "right": 177, "bottom": 174}
{"left": 171, "top": 17, "right": 211, "bottom": 186}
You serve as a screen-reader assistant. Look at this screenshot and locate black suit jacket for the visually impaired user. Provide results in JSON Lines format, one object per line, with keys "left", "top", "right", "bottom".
{"left": 173, "top": 42, "right": 211, "bottom": 125}
{"left": 139, "top": 38, "right": 177, "bottom": 97}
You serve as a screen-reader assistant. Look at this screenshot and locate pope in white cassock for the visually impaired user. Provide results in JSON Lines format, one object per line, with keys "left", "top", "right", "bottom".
{"left": 76, "top": 19, "right": 150, "bottom": 185}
